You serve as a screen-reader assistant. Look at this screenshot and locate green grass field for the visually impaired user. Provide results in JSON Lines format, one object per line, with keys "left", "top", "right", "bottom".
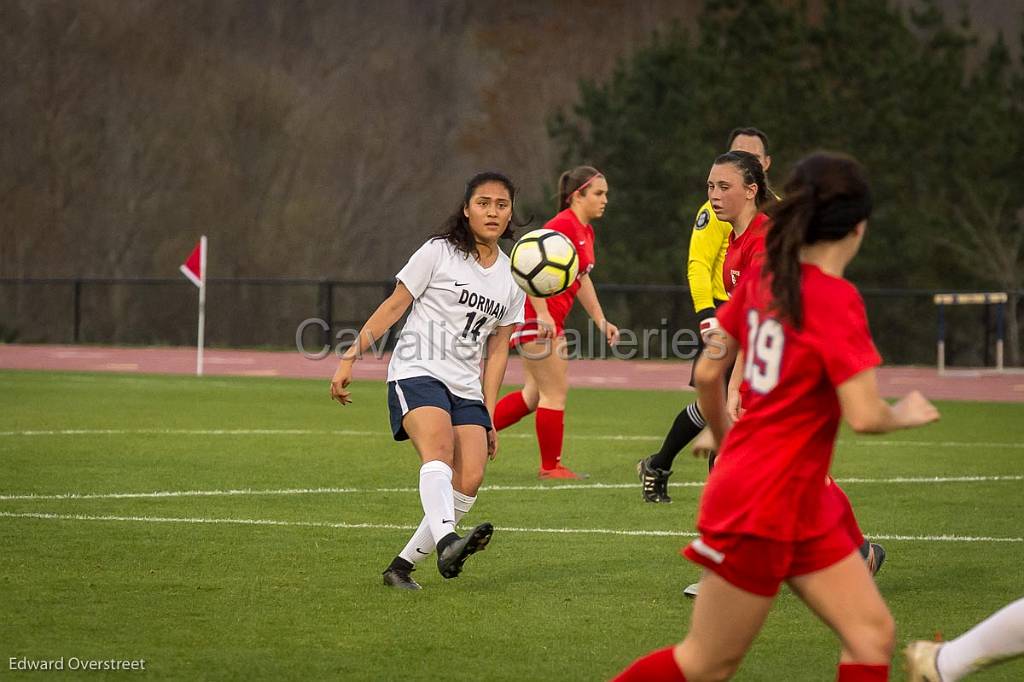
{"left": 1, "top": 370, "right": 1022, "bottom": 680}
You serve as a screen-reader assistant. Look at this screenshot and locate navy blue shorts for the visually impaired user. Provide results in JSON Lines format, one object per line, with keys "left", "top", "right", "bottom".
{"left": 387, "top": 376, "right": 492, "bottom": 441}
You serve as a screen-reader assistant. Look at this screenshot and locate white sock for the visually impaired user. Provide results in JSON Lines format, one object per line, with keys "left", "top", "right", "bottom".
{"left": 418, "top": 461, "right": 457, "bottom": 545}
{"left": 398, "top": 517, "right": 434, "bottom": 565}
{"left": 399, "top": 490, "right": 476, "bottom": 565}
{"left": 937, "top": 597, "right": 1024, "bottom": 681}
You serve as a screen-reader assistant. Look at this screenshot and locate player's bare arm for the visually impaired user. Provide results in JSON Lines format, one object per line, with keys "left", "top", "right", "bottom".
{"left": 694, "top": 330, "right": 740, "bottom": 446}
{"left": 330, "top": 283, "right": 414, "bottom": 405}
{"left": 837, "top": 368, "right": 940, "bottom": 433}
{"left": 528, "top": 295, "right": 556, "bottom": 339}
{"left": 481, "top": 324, "right": 515, "bottom": 460}
{"left": 726, "top": 349, "right": 745, "bottom": 420}
{"left": 575, "top": 273, "right": 619, "bottom": 345}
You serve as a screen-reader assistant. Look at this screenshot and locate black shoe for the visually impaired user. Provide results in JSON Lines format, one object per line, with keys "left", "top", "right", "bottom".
{"left": 436, "top": 522, "right": 494, "bottom": 579}
{"left": 382, "top": 566, "right": 422, "bottom": 590}
{"left": 869, "top": 543, "right": 886, "bottom": 576}
{"left": 637, "top": 456, "right": 672, "bottom": 503}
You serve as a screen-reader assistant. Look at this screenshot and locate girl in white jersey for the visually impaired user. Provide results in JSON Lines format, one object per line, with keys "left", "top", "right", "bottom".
{"left": 330, "top": 171, "right": 527, "bottom": 590}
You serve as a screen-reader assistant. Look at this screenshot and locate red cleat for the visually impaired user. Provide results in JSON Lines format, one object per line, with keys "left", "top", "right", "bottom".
{"left": 537, "top": 464, "right": 589, "bottom": 480}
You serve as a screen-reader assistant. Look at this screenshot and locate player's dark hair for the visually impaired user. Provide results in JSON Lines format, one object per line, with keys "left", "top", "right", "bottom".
{"left": 557, "top": 165, "right": 603, "bottom": 210}
{"left": 764, "top": 152, "right": 873, "bottom": 328}
{"left": 433, "top": 171, "right": 528, "bottom": 258}
{"left": 726, "top": 127, "right": 769, "bottom": 153}
{"left": 713, "top": 151, "right": 769, "bottom": 207}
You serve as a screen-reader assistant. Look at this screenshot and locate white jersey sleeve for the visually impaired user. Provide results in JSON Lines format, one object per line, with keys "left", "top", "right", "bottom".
{"left": 395, "top": 240, "right": 439, "bottom": 298}
{"left": 500, "top": 285, "right": 527, "bottom": 326}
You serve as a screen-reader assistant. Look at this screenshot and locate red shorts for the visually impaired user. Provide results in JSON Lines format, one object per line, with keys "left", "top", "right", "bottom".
{"left": 829, "top": 477, "right": 866, "bottom": 549}
{"left": 509, "top": 320, "right": 566, "bottom": 349}
{"left": 682, "top": 524, "right": 858, "bottom": 597}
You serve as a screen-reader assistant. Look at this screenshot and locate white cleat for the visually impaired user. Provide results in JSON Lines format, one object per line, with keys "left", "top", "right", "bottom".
{"left": 683, "top": 582, "right": 699, "bottom": 598}
{"left": 904, "top": 640, "right": 944, "bottom": 682}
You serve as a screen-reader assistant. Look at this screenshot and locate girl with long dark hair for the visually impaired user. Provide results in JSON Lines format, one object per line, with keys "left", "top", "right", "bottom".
{"left": 615, "top": 152, "right": 939, "bottom": 682}
{"left": 330, "top": 171, "right": 527, "bottom": 590}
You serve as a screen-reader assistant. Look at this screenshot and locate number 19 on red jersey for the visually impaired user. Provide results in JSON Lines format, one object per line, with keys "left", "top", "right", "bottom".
{"left": 744, "top": 310, "right": 785, "bottom": 394}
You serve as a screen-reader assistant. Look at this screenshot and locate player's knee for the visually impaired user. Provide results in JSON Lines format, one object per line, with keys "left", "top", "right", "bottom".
{"left": 455, "top": 472, "right": 484, "bottom": 496}
{"left": 875, "top": 611, "right": 896, "bottom": 658}
{"left": 844, "top": 610, "right": 896, "bottom": 662}
{"left": 409, "top": 426, "right": 454, "bottom": 462}
{"left": 430, "top": 444, "right": 456, "bottom": 465}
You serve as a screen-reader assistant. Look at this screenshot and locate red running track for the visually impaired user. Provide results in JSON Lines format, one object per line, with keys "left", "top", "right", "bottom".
{"left": 2, "top": 344, "right": 1024, "bottom": 403}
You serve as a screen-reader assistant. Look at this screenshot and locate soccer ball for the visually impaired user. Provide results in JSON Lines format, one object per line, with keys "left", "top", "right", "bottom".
{"left": 510, "top": 229, "right": 579, "bottom": 297}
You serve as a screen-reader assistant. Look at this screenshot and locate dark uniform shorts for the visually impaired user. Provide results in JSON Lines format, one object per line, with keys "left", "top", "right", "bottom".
{"left": 387, "top": 376, "right": 492, "bottom": 441}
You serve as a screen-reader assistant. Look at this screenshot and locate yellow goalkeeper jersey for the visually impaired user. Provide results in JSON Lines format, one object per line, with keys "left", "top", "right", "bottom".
{"left": 686, "top": 200, "right": 730, "bottom": 312}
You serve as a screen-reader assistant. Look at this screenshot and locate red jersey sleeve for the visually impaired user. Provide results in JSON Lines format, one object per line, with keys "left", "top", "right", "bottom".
{"left": 715, "top": 274, "right": 750, "bottom": 341}
{"left": 815, "top": 283, "right": 882, "bottom": 387}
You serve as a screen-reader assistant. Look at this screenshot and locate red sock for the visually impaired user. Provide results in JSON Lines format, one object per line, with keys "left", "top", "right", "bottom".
{"left": 836, "top": 663, "right": 888, "bottom": 681}
{"left": 493, "top": 391, "right": 532, "bottom": 431}
{"left": 613, "top": 646, "right": 686, "bottom": 682}
{"left": 535, "top": 407, "right": 564, "bottom": 470}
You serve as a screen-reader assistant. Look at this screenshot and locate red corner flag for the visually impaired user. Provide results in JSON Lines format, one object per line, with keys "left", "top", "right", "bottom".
{"left": 179, "top": 240, "right": 204, "bottom": 288}
{"left": 179, "top": 236, "right": 207, "bottom": 376}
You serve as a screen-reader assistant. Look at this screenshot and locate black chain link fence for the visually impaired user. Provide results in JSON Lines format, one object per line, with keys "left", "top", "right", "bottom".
{"left": 1, "top": 278, "right": 1019, "bottom": 368}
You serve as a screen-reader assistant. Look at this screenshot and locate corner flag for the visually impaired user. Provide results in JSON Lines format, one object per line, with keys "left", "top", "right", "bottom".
{"left": 179, "top": 241, "right": 203, "bottom": 288}
{"left": 179, "top": 236, "right": 207, "bottom": 376}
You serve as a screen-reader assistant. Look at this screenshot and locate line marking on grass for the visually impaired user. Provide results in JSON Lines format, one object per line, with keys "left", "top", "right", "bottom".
{"left": 2, "top": 428, "right": 1023, "bottom": 450}
{"left": 0, "top": 511, "right": 1020, "bottom": 543}
{"left": 1, "top": 475, "right": 1020, "bottom": 502}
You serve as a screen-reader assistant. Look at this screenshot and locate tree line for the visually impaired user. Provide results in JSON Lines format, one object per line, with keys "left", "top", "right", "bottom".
{"left": 550, "top": 0, "right": 1023, "bottom": 364}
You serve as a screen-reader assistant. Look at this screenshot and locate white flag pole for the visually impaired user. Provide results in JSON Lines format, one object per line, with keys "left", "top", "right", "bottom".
{"left": 197, "top": 235, "right": 207, "bottom": 377}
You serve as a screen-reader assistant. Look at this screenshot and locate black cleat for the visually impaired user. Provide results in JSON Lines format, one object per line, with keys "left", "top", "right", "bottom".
{"left": 637, "top": 456, "right": 672, "bottom": 503}
{"left": 869, "top": 543, "right": 886, "bottom": 576}
{"left": 436, "top": 522, "right": 493, "bottom": 579}
{"left": 382, "top": 566, "right": 422, "bottom": 590}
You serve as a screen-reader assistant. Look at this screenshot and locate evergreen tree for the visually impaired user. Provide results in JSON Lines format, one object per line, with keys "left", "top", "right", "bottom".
{"left": 550, "top": 0, "right": 1023, "bottom": 363}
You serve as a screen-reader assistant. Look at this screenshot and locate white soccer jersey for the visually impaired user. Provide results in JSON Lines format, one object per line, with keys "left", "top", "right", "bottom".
{"left": 387, "top": 238, "right": 526, "bottom": 400}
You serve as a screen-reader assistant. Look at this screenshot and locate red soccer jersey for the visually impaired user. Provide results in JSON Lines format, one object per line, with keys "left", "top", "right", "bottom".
{"left": 523, "top": 208, "right": 596, "bottom": 326}
{"left": 723, "top": 212, "right": 769, "bottom": 295}
{"left": 699, "top": 264, "right": 882, "bottom": 541}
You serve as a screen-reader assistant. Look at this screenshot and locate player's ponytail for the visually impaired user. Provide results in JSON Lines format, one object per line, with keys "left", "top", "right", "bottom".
{"left": 433, "top": 171, "right": 529, "bottom": 258}
{"left": 557, "top": 166, "right": 603, "bottom": 211}
{"left": 764, "top": 185, "right": 815, "bottom": 328}
{"left": 764, "top": 152, "right": 873, "bottom": 328}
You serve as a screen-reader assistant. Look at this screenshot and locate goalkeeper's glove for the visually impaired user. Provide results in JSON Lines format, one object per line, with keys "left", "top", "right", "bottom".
{"left": 696, "top": 307, "right": 719, "bottom": 342}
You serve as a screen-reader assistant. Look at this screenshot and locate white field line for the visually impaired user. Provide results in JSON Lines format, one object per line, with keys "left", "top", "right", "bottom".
{"left": 0, "top": 475, "right": 1020, "bottom": 502}
{"left": 1, "top": 428, "right": 1023, "bottom": 450}
{"left": 0, "top": 511, "right": 1020, "bottom": 543}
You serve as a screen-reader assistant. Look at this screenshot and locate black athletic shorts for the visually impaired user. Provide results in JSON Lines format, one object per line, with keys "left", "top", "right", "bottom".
{"left": 387, "top": 376, "right": 492, "bottom": 441}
